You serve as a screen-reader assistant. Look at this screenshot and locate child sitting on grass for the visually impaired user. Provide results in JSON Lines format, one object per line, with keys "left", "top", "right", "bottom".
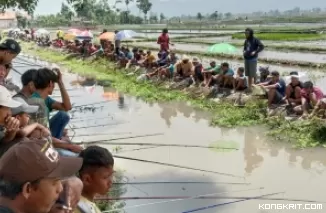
{"left": 76, "top": 146, "right": 115, "bottom": 213}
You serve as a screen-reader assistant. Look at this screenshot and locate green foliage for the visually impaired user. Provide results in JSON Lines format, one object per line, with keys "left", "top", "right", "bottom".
{"left": 232, "top": 33, "right": 326, "bottom": 41}
{"left": 0, "top": 0, "right": 38, "bottom": 14}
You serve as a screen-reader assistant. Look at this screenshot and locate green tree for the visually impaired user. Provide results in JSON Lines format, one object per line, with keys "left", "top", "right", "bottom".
{"left": 210, "top": 11, "right": 218, "bottom": 21}
{"left": 136, "top": 0, "right": 152, "bottom": 22}
{"left": 197, "top": 12, "right": 203, "bottom": 21}
{"left": 60, "top": 3, "right": 74, "bottom": 20}
{"left": 0, "top": 0, "right": 38, "bottom": 14}
{"left": 159, "top": 13, "right": 165, "bottom": 23}
{"left": 224, "top": 12, "right": 232, "bottom": 19}
{"left": 16, "top": 14, "right": 27, "bottom": 28}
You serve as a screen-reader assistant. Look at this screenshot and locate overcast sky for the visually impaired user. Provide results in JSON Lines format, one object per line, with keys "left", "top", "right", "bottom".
{"left": 34, "top": 0, "right": 326, "bottom": 17}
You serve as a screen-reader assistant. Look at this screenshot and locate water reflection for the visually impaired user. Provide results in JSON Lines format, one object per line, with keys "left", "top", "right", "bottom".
{"left": 243, "top": 128, "right": 264, "bottom": 174}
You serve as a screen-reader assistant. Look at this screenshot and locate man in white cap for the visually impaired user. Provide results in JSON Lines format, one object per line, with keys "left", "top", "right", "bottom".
{"left": 0, "top": 85, "right": 20, "bottom": 145}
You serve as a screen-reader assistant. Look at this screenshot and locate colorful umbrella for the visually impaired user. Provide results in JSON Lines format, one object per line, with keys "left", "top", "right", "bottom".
{"left": 35, "top": 29, "right": 50, "bottom": 35}
{"left": 115, "top": 30, "right": 137, "bottom": 40}
{"left": 76, "top": 30, "right": 93, "bottom": 39}
{"left": 207, "top": 43, "right": 238, "bottom": 54}
{"left": 67, "top": 28, "right": 81, "bottom": 34}
{"left": 98, "top": 32, "right": 115, "bottom": 41}
{"left": 63, "top": 33, "right": 76, "bottom": 41}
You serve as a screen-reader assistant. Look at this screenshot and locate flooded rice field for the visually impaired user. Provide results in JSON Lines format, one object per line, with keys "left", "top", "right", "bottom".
{"left": 139, "top": 30, "right": 241, "bottom": 34}
{"left": 136, "top": 41, "right": 326, "bottom": 64}
{"left": 10, "top": 56, "right": 326, "bottom": 212}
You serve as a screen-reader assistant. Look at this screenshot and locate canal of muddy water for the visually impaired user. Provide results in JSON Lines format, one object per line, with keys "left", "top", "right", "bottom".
{"left": 10, "top": 56, "right": 326, "bottom": 212}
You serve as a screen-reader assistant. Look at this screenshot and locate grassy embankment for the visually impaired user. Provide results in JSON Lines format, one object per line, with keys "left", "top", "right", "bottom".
{"left": 20, "top": 42, "right": 326, "bottom": 148}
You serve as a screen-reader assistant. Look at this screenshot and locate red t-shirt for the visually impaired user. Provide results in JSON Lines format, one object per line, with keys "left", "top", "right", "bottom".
{"left": 301, "top": 87, "right": 324, "bottom": 101}
{"left": 157, "top": 34, "right": 169, "bottom": 51}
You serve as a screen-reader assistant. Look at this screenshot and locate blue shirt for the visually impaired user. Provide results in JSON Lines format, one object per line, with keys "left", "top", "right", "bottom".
{"left": 268, "top": 78, "right": 286, "bottom": 96}
{"left": 224, "top": 68, "right": 234, "bottom": 76}
{"left": 126, "top": 52, "right": 134, "bottom": 60}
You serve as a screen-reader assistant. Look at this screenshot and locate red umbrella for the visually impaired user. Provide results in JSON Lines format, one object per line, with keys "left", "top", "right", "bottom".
{"left": 77, "top": 30, "right": 93, "bottom": 38}
{"left": 67, "top": 28, "right": 81, "bottom": 34}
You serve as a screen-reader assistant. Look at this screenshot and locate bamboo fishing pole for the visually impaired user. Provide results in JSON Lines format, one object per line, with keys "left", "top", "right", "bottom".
{"left": 182, "top": 191, "right": 285, "bottom": 213}
{"left": 100, "top": 187, "right": 265, "bottom": 213}
{"left": 70, "top": 122, "right": 127, "bottom": 130}
{"left": 68, "top": 132, "right": 132, "bottom": 137}
{"left": 72, "top": 100, "right": 114, "bottom": 108}
{"left": 74, "top": 133, "right": 164, "bottom": 144}
{"left": 76, "top": 140, "right": 237, "bottom": 150}
{"left": 113, "top": 181, "right": 250, "bottom": 185}
{"left": 113, "top": 155, "right": 244, "bottom": 178}
{"left": 70, "top": 116, "right": 114, "bottom": 122}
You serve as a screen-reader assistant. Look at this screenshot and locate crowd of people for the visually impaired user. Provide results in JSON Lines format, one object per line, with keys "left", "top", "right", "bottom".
{"left": 0, "top": 25, "right": 325, "bottom": 213}
{"left": 0, "top": 38, "right": 116, "bottom": 213}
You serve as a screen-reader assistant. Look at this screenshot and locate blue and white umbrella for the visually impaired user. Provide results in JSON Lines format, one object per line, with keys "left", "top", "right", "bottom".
{"left": 35, "top": 29, "right": 50, "bottom": 35}
{"left": 115, "top": 30, "right": 137, "bottom": 40}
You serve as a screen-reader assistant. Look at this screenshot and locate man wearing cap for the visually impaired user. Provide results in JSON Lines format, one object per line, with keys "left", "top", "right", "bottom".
{"left": 0, "top": 86, "right": 21, "bottom": 145}
{"left": 0, "top": 39, "right": 21, "bottom": 64}
{"left": 0, "top": 139, "right": 82, "bottom": 213}
{"left": 257, "top": 71, "right": 286, "bottom": 107}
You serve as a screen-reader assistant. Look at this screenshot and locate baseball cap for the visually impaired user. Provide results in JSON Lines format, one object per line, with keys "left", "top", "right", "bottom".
{"left": 0, "top": 39, "right": 21, "bottom": 54}
{"left": 11, "top": 97, "right": 39, "bottom": 116}
{"left": 0, "top": 140, "right": 82, "bottom": 183}
{"left": 0, "top": 85, "right": 21, "bottom": 108}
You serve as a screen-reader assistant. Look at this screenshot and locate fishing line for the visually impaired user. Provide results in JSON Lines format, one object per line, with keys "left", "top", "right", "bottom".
{"left": 70, "top": 116, "right": 115, "bottom": 122}
{"left": 181, "top": 191, "right": 285, "bottom": 213}
{"left": 68, "top": 132, "right": 132, "bottom": 137}
{"left": 116, "top": 146, "right": 163, "bottom": 153}
{"left": 113, "top": 155, "right": 244, "bottom": 179}
{"left": 74, "top": 133, "right": 164, "bottom": 144}
{"left": 72, "top": 100, "right": 114, "bottom": 108}
{"left": 100, "top": 187, "right": 264, "bottom": 213}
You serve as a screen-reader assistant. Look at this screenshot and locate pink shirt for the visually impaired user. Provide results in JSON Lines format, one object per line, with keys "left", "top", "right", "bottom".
{"left": 157, "top": 34, "right": 169, "bottom": 51}
{"left": 301, "top": 87, "right": 324, "bottom": 101}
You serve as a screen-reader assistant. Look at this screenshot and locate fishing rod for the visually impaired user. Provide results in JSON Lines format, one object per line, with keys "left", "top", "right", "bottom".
{"left": 70, "top": 116, "right": 114, "bottom": 122}
{"left": 113, "top": 155, "right": 244, "bottom": 179}
{"left": 181, "top": 191, "right": 285, "bottom": 213}
{"left": 72, "top": 100, "right": 114, "bottom": 108}
{"left": 71, "top": 122, "right": 127, "bottom": 130}
{"left": 116, "top": 146, "right": 163, "bottom": 153}
{"left": 100, "top": 187, "right": 264, "bottom": 213}
{"left": 74, "top": 133, "right": 164, "bottom": 144}
{"left": 13, "top": 61, "right": 44, "bottom": 67}
{"left": 76, "top": 140, "right": 237, "bottom": 150}
{"left": 113, "top": 181, "right": 250, "bottom": 185}
{"left": 68, "top": 132, "right": 132, "bottom": 137}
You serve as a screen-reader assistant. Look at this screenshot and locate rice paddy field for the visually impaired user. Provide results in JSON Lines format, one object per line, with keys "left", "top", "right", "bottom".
{"left": 20, "top": 23, "right": 326, "bottom": 212}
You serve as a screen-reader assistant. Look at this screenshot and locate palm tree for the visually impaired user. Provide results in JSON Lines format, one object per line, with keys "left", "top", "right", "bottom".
{"left": 136, "top": 0, "right": 152, "bottom": 23}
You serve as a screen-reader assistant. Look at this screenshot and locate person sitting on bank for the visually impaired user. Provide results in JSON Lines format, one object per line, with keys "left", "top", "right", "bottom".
{"left": 284, "top": 71, "right": 303, "bottom": 107}
{"left": 300, "top": 81, "right": 324, "bottom": 118}
{"left": 76, "top": 146, "right": 115, "bottom": 213}
{"left": 31, "top": 68, "right": 71, "bottom": 138}
{"left": 0, "top": 39, "right": 21, "bottom": 64}
{"left": 0, "top": 97, "right": 50, "bottom": 157}
{"left": 191, "top": 57, "right": 204, "bottom": 84}
{"left": 220, "top": 62, "right": 234, "bottom": 88}
{"left": 233, "top": 67, "right": 248, "bottom": 91}
{"left": 307, "top": 98, "right": 326, "bottom": 119}
{"left": 0, "top": 86, "right": 21, "bottom": 147}
{"left": 202, "top": 60, "right": 220, "bottom": 87}
{"left": 257, "top": 66, "right": 271, "bottom": 84}
{"left": 174, "top": 56, "right": 194, "bottom": 83}
{"left": 257, "top": 71, "right": 286, "bottom": 108}
{"left": 0, "top": 139, "right": 82, "bottom": 213}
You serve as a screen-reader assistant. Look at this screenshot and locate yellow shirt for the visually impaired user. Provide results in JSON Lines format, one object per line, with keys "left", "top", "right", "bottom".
{"left": 74, "top": 196, "right": 101, "bottom": 213}
{"left": 146, "top": 54, "right": 156, "bottom": 63}
{"left": 57, "top": 30, "right": 64, "bottom": 38}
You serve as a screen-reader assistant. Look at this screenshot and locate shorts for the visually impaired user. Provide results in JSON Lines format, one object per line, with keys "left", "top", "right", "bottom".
{"left": 271, "top": 91, "right": 284, "bottom": 104}
{"left": 244, "top": 60, "right": 257, "bottom": 78}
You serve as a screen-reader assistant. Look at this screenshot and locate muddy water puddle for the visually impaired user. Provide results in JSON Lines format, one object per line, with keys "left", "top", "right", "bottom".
{"left": 11, "top": 56, "right": 326, "bottom": 212}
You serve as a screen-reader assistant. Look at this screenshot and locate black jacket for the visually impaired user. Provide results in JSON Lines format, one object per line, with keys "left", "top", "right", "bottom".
{"left": 243, "top": 29, "right": 264, "bottom": 60}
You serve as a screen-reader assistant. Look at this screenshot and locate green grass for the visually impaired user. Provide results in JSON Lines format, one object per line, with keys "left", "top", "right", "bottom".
{"left": 231, "top": 33, "right": 326, "bottom": 41}
{"left": 20, "top": 42, "right": 326, "bottom": 148}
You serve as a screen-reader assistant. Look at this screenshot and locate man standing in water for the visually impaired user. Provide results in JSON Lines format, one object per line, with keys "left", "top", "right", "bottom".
{"left": 243, "top": 28, "right": 264, "bottom": 91}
